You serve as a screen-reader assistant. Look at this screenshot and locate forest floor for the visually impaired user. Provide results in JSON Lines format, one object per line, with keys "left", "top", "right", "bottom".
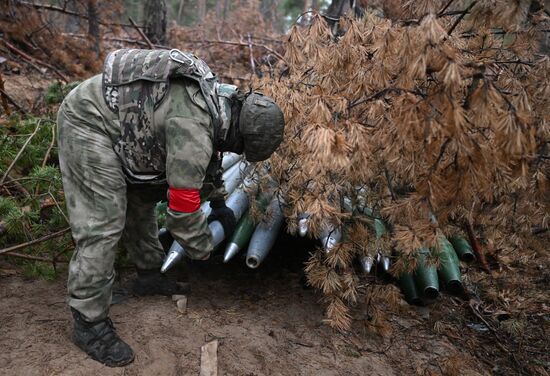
{"left": 1, "top": 232, "right": 547, "bottom": 376}
{"left": 0, "top": 66, "right": 548, "bottom": 376}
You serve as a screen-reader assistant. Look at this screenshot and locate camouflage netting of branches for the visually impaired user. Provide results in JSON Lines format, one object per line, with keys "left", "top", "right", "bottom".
{"left": 253, "top": 1, "right": 550, "bottom": 330}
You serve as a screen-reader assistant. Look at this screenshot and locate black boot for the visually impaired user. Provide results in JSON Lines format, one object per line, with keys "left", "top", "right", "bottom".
{"left": 71, "top": 308, "right": 135, "bottom": 367}
{"left": 132, "top": 268, "right": 189, "bottom": 296}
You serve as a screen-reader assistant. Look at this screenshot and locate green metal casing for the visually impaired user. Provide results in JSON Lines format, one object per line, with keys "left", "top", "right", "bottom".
{"left": 436, "top": 236, "right": 463, "bottom": 294}
{"left": 399, "top": 272, "right": 422, "bottom": 305}
{"left": 413, "top": 247, "right": 440, "bottom": 299}
{"left": 229, "top": 211, "right": 256, "bottom": 250}
{"left": 449, "top": 235, "right": 476, "bottom": 263}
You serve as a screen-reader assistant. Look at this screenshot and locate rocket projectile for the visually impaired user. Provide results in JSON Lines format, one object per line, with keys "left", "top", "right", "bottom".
{"left": 245, "top": 197, "right": 284, "bottom": 269}
{"left": 221, "top": 153, "right": 242, "bottom": 171}
{"left": 160, "top": 186, "right": 251, "bottom": 273}
{"left": 436, "top": 236, "right": 463, "bottom": 294}
{"left": 413, "top": 247, "right": 440, "bottom": 299}
{"left": 223, "top": 212, "right": 256, "bottom": 263}
{"left": 222, "top": 161, "right": 246, "bottom": 196}
{"left": 297, "top": 213, "right": 309, "bottom": 237}
{"left": 448, "top": 235, "right": 475, "bottom": 263}
{"left": 382, "top": 256, "right": 391, "bottom": 272}
{"left": 319, "top": 227, "right": 342, "bottom": 253}
{"left": 360, "top": 255, "right": 374, "bottom": 273}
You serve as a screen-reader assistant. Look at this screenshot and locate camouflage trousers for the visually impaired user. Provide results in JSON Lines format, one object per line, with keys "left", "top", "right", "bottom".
{"left": 57, "top": 108, "right": 166, "bottom": 322}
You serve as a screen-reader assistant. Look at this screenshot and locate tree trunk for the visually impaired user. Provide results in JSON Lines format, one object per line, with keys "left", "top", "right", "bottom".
{"left": 177, "top": 0, "right": 185, "bottom": 24}
{"left": 215, "top": 0, "right": 223, "bottom": 19}
{"left": 64, "top": 0, "right": 81, "bottom": 33}
{"left": 260, "top": 0, "right": 279, "bottom": 30}
{"left": 223, "top": 0, "right": 230, "bottom": 20}
{"left": 144, "top": 0, "right": 167, "bottom": 45}
{"left": 87, "top": 0, "right": 100, "bottom": 58}
{"left": 197, "top": 0, "right": 206, "bottom": 22}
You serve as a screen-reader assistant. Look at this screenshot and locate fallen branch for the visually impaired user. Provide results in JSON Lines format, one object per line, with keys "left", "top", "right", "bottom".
{"left": 246, "top": 33, "right": 257, "bottom": 75}
{"left": 447, "top": 1, "right": 478, "bottom": 36}
{"left": 2, "top": 174, "right": 30, "bottom": 198}
{"left": 19, "top": 1, "right": 140, "bottom": 28}
{"left": 0, "top": 70, "right": 11, "bottom": 115}
{"left": 0, "top": 88, "right": 28, "bottom": 115}
{"left": 1, "top": 251, "right": 53, "bottom": 262}
{"left": 438, "top": 0, "right": 457, "bottom": 16}
{"left": 348, "top": 87, "right": 425, "bottom": 110}
{"left": 128, "top": 17, "right": 154, "bottom": 49}
{"left": 41, "top": 122, "right": 56, "bottom": 168}
{"left": 60, "top": 33, "right": 170, "bottom": 49}
{"left": 187, "top": 39, "right": 286, "bottom": 63}
{"left": 0, "top": 227, "right": 71, "bottom": 256}
{"left": 0, "top": 120, "right": 42, "bottom": 186}
{"left": 0, "top": 39, "right": 68, "bottom": 82}
{"left": 464, "top": 219, "right": 490, "bottom": 272}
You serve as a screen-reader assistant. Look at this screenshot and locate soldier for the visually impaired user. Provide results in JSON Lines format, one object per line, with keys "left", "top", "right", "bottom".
{"left": 57, "top": 49, "right": 284, "bottom": 367}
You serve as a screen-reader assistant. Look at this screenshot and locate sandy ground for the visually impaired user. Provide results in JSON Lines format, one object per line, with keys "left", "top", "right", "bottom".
{"left": 0, "top": 233, "right": 501, "bottom": 376}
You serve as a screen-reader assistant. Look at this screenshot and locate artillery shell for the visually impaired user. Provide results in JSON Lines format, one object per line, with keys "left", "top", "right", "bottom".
{"left": 448, "top": 235, "right": 476, "bottom": 263}
{"left": 413, "top": 247, "right": 440, "bottom": 300}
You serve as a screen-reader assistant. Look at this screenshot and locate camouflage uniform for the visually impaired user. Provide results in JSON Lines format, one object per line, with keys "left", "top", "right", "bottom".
{"left": 58, "top": 50, "right": 226, "bottom": 322}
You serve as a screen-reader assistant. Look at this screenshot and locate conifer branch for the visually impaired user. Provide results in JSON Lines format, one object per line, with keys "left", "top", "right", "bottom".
{"left": 348, "top": 88, "right": 425, "bottom": 110}
{"left": 0, "top": 228, "right": 71, "bottom": 256}
{"left": 447, "top": 1, "right": 478, "bottom": 36}
{"left": 0, "top": 120, "right": 42, "bottom": 186}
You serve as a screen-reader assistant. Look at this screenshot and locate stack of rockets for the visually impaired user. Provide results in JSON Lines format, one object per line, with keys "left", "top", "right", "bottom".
{"left": 159, "top": 153, "right": 477, "bottom": 305}
{"left": 159, "top": 152, "right": 284, "bottom": 273}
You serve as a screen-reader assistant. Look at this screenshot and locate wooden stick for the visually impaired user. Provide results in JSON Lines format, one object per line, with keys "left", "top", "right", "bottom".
{"left": 19, "top": 1, "right": 139, "bottom": 28}
{"left": 47, "top": 191, "right": 69, "bottom": 224}
{"left": 0, "top": 71, "right": 10, "bottom": 115}
{"left": 0, "top": 88, "right": 28, "bottom": 115}
{"left": 438, "top": 0, "right": 456, "bottom": 16}
{"left": 246, "top": 33, "right": 256, "bottom": 75}
{"left": 0, "top": 120, "right": 41, "bottom": 186}
{"left": 2, "top": 174, "right": 30, "bottom": 198}
{"left": 447, "top": 1, "right": 478, "bottom": 36}
{"left": 188, "top": 39, "right": 286, "bottom": 63}
{"left": 41, "top": 122, "right": 56, "bottom": 168}
{"left": 60, "top": 33, "right": 170, "bottom": 49}
{"left": 128, "top": 17, "right": 154, "bottom": 49}
{"left": 464, "top": 219, "right": 490, "bottom": 272}
{"left": 0, "top": 39, "right": 68, "bottom": 82}
{"left": 1, "top": 251, "right": 54, "bottom": 262}
{"left": 0, "top": 228, "right": 71, "bottom": 256}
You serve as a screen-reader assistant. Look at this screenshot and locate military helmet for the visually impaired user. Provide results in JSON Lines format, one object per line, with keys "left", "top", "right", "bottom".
{"left": 239, "top": 92, "right": 285, "bottom": 162}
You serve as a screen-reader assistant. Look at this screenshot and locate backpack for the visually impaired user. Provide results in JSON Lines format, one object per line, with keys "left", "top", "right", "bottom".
{"left": 102, "top": 49, "right": 225, "bottom": 182}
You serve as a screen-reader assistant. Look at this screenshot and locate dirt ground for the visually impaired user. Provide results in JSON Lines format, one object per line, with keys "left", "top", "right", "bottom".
{"left": 1, "top": 43, "right": 548, "bottom": 376}
{"left": 2, "top": 231, "right": 538, "bottom": 376}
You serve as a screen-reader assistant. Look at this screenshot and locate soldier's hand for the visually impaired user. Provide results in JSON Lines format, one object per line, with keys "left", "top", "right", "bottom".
{"left": 207, "top": 199, "right": 236, "bottom": 238}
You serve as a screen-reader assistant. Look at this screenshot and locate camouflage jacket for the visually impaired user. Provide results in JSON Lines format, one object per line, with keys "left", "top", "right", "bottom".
{"left": 102, "top": 48, "right": 224, "bottom": 183}
{"left": 60, "top": 67, "right": 226, "bottom": 258}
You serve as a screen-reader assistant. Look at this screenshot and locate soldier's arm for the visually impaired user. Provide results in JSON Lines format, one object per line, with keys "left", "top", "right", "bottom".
{"left": 164, "top": 115, "right": 214, "bottom": 260}
{"left": 200, "top": 153, "right": 227, "bottom": 202}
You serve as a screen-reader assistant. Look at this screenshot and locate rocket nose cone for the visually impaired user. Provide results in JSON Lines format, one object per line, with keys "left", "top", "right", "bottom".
{"left": 160, "top": 250, "right": 182, "bottom": 273}
{"left": 298, "top": 218, "right": 308, "bottom": 237}
{"left": 382, "top": 257, "right": 391, "bottom": 272}
{"left": 361, "top": 256, "right": 373, "bottom": 273}
{"left": 223, "top": 242, "right": 240, "bottom": 263}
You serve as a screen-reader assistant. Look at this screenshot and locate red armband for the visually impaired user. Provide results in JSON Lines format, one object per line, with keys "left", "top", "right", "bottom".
{"left": 168, "top": 187, "right": 201, "bottom": 213}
